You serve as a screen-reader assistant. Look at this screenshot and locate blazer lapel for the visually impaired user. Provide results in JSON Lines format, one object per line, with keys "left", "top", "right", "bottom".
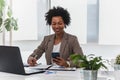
{"left": 48, "top": 35, "right": 54, "bottom": 53}
{"left": 60, "top": 33, "right": 68, "bottom": 57}
{"left": 46, "top": 35, "right": 55, "bottom": 64}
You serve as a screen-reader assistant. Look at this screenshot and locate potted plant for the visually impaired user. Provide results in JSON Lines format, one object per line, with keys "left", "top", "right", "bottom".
{"left": 0, "top": 0, "right": 18, "bottom": 31}
{"left": 0, "top": 0, "right": 5, "bottom": 31}
{"left": 0, "top": 0, "right": 18, "bottom": 45}
{"left": 70, "top": 54, "right": 107, "bottom": 80}
{"left": 114, "top": 54, "right": 120, "bottom": 70}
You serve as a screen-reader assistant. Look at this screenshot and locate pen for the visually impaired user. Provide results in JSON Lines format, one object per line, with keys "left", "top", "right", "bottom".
{"left": 34, "top": 55, "right": 37, "bottom": 59}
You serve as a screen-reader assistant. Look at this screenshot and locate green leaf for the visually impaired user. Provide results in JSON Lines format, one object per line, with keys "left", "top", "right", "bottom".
{"left": 4, "top": 17, "right": 18, "bottom": 31}
{"left": 7, "top": 7, "right": 12, "bottom": 17}
{"left": 0, "top": 0, "right": 5, "bottom": 12}
{"left": 70, "top": 54, "right": 107, "bottom": 70}
{"left": 115, "top": 54, "right": 120, "bottom": 64}
{"left": 0, "top": 0, "right": 18, "bottom": 31}
{"left": 0, "top": 17, "right": 2, "bottom": 27}
{"left": 0, "top": 11, "right": 3, "bottom": 17}
{"left": 4, "top": 18, "right": 11, "bottom": 31}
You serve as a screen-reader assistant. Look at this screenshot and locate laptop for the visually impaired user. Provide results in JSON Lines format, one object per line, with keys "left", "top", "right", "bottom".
{"left": 0, "top": 46, "right": 47, "bottom": 75}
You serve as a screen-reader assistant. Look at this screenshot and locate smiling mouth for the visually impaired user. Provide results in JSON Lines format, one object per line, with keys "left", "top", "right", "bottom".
{"left": 55, "top": 29, "right": 60, "bottom": 32}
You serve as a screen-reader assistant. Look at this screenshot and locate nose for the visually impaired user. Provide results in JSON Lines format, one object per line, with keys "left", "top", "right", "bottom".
{"left": 54, "top": 24, "right": 59, "bottom": 28}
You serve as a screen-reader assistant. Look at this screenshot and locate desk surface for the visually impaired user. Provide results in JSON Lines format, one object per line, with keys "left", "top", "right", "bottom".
{"left": 0, "top": 69, "right": 116, "bottom": 80}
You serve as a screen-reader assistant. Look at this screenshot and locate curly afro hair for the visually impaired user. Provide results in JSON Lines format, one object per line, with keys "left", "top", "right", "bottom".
{"left": 45, "top": 6, "right": 71, "bottom": 28}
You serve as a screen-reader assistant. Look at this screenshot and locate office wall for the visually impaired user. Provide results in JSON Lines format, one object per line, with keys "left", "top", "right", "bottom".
{"left": 12, "top": 0, "right": 38, "bottom": 40}
{"left": 50, "top": 0, "right": 87, "bottom": 44}
{"left": 9, "top": 0, "right": 50, "bottom": 40}
{"left": 16, "top": 41, "right": 120, "bottom": 65}
{"left": 99, "top": 0, "right": 120, "bottom": 45}
{"left": 4, "top": 0, "right": 120, "bottom": 64}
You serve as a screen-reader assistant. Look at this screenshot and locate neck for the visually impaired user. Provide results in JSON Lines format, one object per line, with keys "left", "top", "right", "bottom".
{"left": 55, "top": 32, "right": 64, "bottom": 40}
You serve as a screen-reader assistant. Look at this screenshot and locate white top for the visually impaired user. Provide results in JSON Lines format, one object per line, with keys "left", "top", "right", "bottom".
{"left": 52, "top": 42, "right": 61, "bottom": 52}
{"left": 52, "top": 42, "right": 61, "bottom": 66}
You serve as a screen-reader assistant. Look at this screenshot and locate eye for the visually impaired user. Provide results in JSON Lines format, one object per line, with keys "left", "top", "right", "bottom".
{"left": 51, "top": 23, "right": 56, "bottom": 25}
{"left": 58, "top": 22, "right": 63, "bottom": 25}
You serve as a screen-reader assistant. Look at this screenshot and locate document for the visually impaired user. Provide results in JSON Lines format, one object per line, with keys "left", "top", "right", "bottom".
{"left": 48, "top": 66, "right": 76, "bottom": 71}
{"left": 28, "top": 65, "right": 52, "bottom": 70}
{"left": 27, "top": 64, "right": 76, "bottom": 71}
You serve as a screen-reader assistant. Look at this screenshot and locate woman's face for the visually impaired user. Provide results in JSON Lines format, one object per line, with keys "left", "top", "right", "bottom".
{"left": 51, "top": 16, "right": 65, "bottom": 35}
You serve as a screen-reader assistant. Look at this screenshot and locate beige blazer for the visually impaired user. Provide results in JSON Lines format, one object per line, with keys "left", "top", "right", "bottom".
{"left": 30, "top": 32, "right": 83, "bottom": 65}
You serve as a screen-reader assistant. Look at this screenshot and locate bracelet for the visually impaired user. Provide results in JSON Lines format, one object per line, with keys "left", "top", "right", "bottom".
{"left": 66, "top": 61, "right": 70, "bottom": 67}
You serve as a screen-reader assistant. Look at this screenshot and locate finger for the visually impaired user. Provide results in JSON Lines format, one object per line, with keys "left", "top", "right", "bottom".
{"left": 56, "top": 57, "right": 62, "bottom": 60}
{"left": 53, "top": 59, "right": 62, "bottom": 65}
{"left": 32, "top": 60, "right": 37, "bottom": 65}
{"left": 28, "top": 59, "right": 33, "bottom": 64}
{"left": 28, "top": 57, "right": 34, "bottom": 64}
{"left": 29, "top": 59, "right": 37, "bottom": 66}
{"left": 29, "top": 61, "right": 37, "bottom": 66}
{"left": 53, "top": 59, "right": 58, "bottom": 63}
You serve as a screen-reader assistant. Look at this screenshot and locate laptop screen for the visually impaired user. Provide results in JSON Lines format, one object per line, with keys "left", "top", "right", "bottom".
{"left": 0, "top": 46, "right": 45, "bottom": 75}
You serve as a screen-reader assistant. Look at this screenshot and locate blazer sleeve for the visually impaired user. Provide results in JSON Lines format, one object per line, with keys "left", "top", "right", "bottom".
{"left": 72, "top": 36, "right": 83, "bottom": 55}
{"left": 69, "top": 36, "right": 84, "bottom": 67}
{"left": 29, "top": 36, "right": 47, "bottom": 60}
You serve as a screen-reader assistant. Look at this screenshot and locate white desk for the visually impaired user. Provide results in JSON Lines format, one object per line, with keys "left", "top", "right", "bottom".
{"left": 0, "top": 69, "right": 116, "bottom": 80}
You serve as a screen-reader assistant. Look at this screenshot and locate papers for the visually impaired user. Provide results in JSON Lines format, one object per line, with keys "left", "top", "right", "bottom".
{"left": 48, "top": 66, "right": 76, "bottom": 71}
{"left": 26, "top": 64, "right": 76, "bottom": 71}
{"left": 23, "top": 63, "right": 41, "bottom": 67}
{"left": 28, "top": 65, "right": 52, "bottom": 70}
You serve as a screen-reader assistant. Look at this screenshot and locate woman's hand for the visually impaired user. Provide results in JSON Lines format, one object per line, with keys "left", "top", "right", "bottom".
{"left": 27, "top": 56, "right": 37, "bottom": 66}
{"left": 53, "top": 57, "right": 69, "bottom": 67}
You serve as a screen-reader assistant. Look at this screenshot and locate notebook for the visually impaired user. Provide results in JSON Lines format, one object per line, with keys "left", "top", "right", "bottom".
{"left": 48, "top": 66, "right": 76, "bottom": 71}
{"left": 0, "top": 46, "right": 50, "bottom": 75}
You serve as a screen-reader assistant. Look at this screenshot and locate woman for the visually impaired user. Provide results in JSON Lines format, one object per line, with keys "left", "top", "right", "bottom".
{"left": 27, "top": 6, "right": 83, "bottom": 67}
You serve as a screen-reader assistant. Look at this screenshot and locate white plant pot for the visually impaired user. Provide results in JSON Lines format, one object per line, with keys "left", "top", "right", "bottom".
{"left": 114, "top": 70, "right": 120, "bottom": 80}
{"left": 114, "top": 64, "right": 120, "bottom": 70}
{"left": 83, "top": 70, "right": 98, "bottom": 80}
